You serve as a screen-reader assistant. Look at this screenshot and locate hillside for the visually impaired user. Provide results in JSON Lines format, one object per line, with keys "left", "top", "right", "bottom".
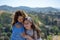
{"left": 0, "top": 5, "right": 60, "bottom": 13}
{"left": 0, "top": 5, "right": 60, "bottom": 40}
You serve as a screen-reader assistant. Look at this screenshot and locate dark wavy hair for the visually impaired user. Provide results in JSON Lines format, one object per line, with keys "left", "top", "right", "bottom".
{"left": 12, "top": 10, "right": 26, "bottom": 26}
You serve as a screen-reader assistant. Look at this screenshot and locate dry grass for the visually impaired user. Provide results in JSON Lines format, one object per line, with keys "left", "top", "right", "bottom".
{"left": 52, "top": 35, "right": 60, "bottom": 40}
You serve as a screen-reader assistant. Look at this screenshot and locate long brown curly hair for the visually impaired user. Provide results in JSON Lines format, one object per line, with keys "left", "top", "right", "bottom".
{"left": 12, "top": 10, "right": 26, "bottom": 26}
{"left": 31, "top": 22, "right": 41, "bottom": 39}
{"left": 24, "top": 17, "right": 41, "bottom": 39}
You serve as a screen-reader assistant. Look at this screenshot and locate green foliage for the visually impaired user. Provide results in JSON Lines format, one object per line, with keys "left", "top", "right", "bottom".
{"left": 51, "top": 26, "right": 60, "bottom": 35}
{"left": 0, "top": 12, "right": 12, "bottom": 24}
{"left": 0, "top": 11, "right": 60, "bottom": 40}
{"left": 47, "top": 35, "right": 52, "bottom": 40}
{"left": 0, "top": 12, "right": 12, "bottom": 40}
{"left": 0, "top": 24, "right": 2, "bottom": 28}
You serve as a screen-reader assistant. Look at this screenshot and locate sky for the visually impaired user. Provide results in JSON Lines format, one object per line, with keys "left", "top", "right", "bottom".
{"left": 0, "top": 0, "right": 60, "bottom": 8}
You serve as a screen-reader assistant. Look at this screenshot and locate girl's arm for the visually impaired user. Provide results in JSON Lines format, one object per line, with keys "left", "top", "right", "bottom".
{"left": 25, "top": 35, "right": 34, "bottom": 40}
{"left": 22, "top": 33, "right": 33, "bottom": 40}
{"left": 22, "top": 31, "right": 37, "bottom": 40}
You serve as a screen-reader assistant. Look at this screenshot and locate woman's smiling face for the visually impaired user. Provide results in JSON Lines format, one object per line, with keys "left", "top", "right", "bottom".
{"left": 18, "top": 16, "right": 24, "bottom": 23}
{"left": 24, "top": 20, "right": 32, "bottom": 30}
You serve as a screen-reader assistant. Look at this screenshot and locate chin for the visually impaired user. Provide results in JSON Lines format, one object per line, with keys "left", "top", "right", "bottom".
{"left": 27, "top": 29, "right": 29, "bottom": 30}
{"left": 20, "top": 21, "right": 23, "bottom": 22}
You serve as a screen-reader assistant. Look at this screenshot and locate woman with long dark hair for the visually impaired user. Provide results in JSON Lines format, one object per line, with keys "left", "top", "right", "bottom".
{"left": 11, "top": 10, "right": 26, "bottom": 40}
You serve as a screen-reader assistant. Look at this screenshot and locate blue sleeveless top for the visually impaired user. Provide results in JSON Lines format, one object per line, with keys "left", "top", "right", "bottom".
{"left": 11, "top": 22, "right": 25, "bottom": 40}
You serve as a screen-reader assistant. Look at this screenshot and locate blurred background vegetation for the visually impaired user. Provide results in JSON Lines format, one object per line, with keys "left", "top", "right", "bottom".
{"left": 0, "top": 10, "right": 60, "bottom": 40}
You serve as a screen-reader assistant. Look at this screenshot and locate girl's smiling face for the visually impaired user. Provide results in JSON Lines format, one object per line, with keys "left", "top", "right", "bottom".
{"left": 24, "top": 20, "right": 32, "bottom": 30}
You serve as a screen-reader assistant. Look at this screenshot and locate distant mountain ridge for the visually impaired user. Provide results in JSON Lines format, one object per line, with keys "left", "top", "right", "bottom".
{"left": 0, "top": 5, "right": 60, "bottom": 13}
